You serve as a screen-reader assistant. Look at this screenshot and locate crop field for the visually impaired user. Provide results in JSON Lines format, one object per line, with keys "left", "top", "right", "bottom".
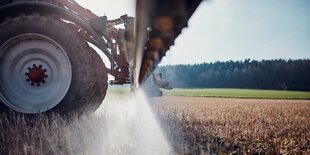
{"left": 0, "top": 89, "right": 309, "bottom": 154}
{"left": 163, "top": 88, "right": 310, "bottom": 100}
{"left": 151, "top": 96, "right": 310, "bottom": 154}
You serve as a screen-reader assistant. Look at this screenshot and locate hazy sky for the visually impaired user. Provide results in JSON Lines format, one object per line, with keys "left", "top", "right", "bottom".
{"left": 75, "top": 0, "right": 310, "bottom": 65}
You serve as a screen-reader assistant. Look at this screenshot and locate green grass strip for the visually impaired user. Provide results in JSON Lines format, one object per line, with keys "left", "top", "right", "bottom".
{"left": 163, "top": 88, "right": 310, "bottom": 100}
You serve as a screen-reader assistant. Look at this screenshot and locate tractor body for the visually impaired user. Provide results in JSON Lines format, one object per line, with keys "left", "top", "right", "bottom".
{"left": 0, "top": 0, "right": 202, "bottom": 115}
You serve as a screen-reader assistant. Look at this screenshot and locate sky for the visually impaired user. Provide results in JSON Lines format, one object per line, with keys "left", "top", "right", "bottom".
{"left": 75, "top": 0, "right": 310, "bottom": 65}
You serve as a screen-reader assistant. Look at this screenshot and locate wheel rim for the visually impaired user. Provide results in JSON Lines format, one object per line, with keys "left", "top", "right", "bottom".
{"left": 0, "top": 33, "right": 72, "bottom": 114}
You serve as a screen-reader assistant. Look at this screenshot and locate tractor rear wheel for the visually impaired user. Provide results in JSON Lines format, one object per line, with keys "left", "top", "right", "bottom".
{"left": 0, "top": 14, "right": 108, "bottom": 116}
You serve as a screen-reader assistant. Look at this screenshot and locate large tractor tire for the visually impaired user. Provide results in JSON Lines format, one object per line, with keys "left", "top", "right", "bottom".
{"left": 0, "top": 14, "right": 108, "bottom": 116}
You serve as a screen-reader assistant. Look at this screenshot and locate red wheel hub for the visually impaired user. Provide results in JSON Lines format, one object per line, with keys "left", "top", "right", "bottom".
{"left": 28, "top": 67, "right": 45, "bottom": 83}
{"left": 25, "top": 64, "right": 48, "bottom": 86}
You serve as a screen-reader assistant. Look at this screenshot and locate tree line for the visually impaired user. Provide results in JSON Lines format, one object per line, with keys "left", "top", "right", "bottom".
{"left": 157, "top": 59, "right": 310, "bottom": 91}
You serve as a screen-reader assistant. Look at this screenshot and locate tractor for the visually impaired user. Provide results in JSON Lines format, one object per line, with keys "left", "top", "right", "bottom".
{"left": 0, "top": 0, "right": 202, "bottom": 116}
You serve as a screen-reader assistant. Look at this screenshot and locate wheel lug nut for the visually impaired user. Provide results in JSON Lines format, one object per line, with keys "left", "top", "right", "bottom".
{"left": 39, "top": 65, "right": 42, "bottom": 68}
{"left": 26, "top": 79, "right": 30, "bottom": 82}
{"left": 33, "top": 64, "right": 36, "bottom": 67}
{"left": 31, "top": 83, "right": 34, "bottom": 86}
{"left": 43, "top": 69, "right": 47, "bottom": 72}
{"left": 27, "top": 67, "right": 31, "bottom": 70}
{"left": 37, "top": 83, "right": 40, "bottom": 86}
{"left": 45, "top": 75, "right": 48, "bottom": 78}
{"left": 25, "top": 73, "right": 28, "bottom": 76}
{"left": 43, "top": 80, "right": 46, "bottom": 83}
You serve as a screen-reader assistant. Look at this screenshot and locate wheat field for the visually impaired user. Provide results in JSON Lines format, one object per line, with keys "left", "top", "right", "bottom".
{"left": 152, "top": 96, "right": 310, "bottom": 154}
{"left": 0, "top": 93, "right": 309, "bottom": 154}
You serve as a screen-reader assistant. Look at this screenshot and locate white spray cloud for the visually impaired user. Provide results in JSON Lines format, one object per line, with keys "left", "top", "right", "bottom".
{"left": 90, "top": 89, "right": 173, "bottom": 155}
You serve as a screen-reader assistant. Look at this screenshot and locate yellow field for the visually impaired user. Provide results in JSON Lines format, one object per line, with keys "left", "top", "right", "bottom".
{"left": 151, "top": 96, "right": 310, "bottom": 154}
{"left": 0, "top": 93, "right": 309, "bottom": 154}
